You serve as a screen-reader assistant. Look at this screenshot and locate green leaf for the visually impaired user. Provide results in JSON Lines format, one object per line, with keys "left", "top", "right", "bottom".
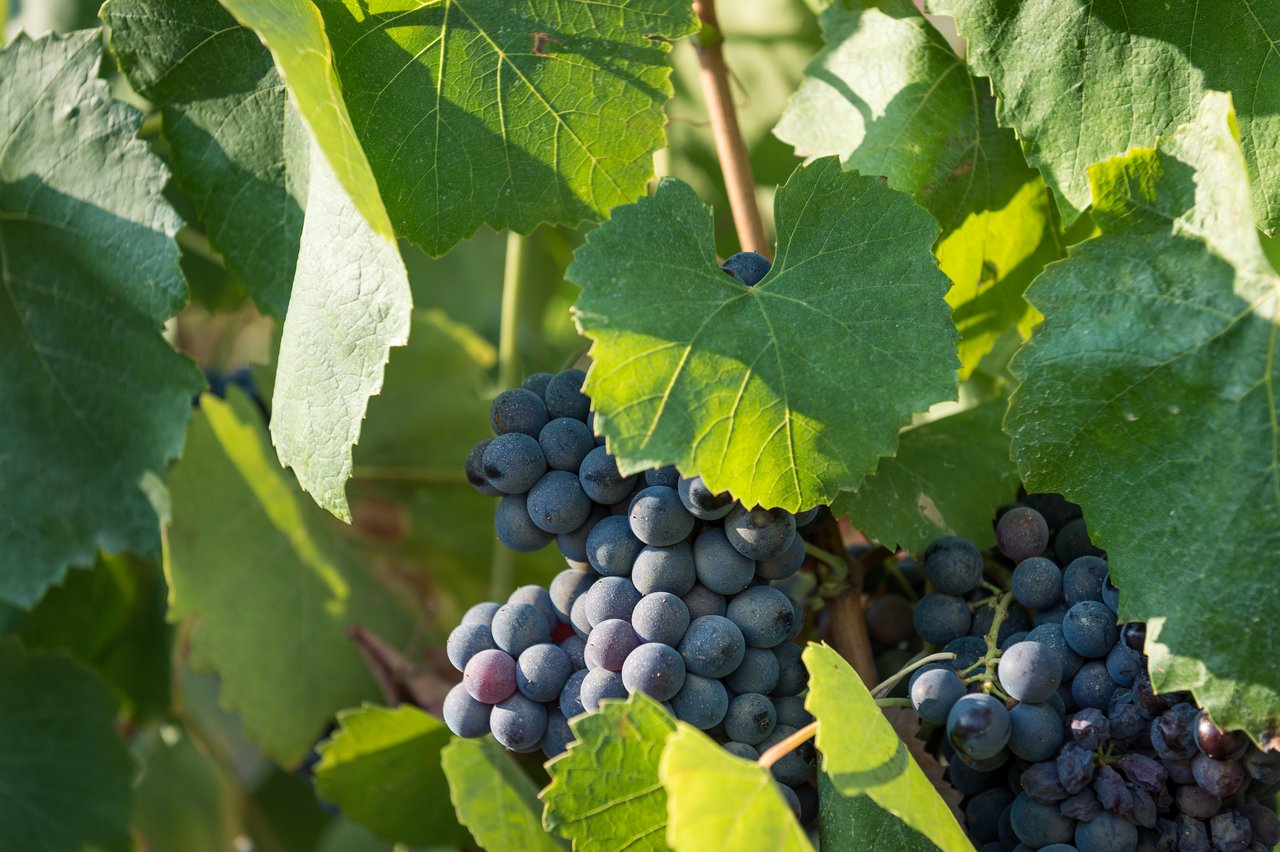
{"left": 542, "top": 693, "right": 674, "bottom": 851}
{"left": 216, "top": 0, "right": 412, "bottom": 522}
{"left": 930, "top": 0, "right": 1280, "bottom": 234}
{"left": 0, "top": 642, "right": 133, "bottom": 852}
{"left": 570, "top": 159, "right": 958, "bottom": 511}
{"left": 167, "top": 391, "right": 413, "bottom": 764}
{"left": 774, "top": 0, "right": 1058, "bottom": 376}
{"left": 833, "top": 401, "right": 1019, "bottom": 553}
{"left": 1006, "top": 92, "right": 1280, "bottom": 741}
{"left": 818, "top": 772, "right": 938, "bottom": 852}
{"left": 659, "top": 724, "right": 812, "bottom": 852}
{"left": 0, "top": 32, "right": 202, "bottom": 607}
{"left": 4, "top": 553, "right": 171, "bottom": 721}
{"left": 441, "top": 737, "right": 565, "bottom": 852}
{"left": 314, "top": 704, "right": 470, "bottom": 847}
{"left": 803, "top": 643, "right": 972, "bottom": 851}
{"left": 103, "top": 0, "right": 303, "bottom": 317}
{"left": 132, "top": 725, "right": 241, "bottom": 852}
{"left": 315, "top": 0, "right": 698, "bottom": 256}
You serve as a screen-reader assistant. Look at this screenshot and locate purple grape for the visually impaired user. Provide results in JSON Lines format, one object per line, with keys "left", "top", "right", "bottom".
{"left": 491, "top": 692, "right": 549, "bottom": 752}
{"left": 464, "top": 649, "right": 517, "bottom": 704}
{"left": 515, "top": 643, "right": 572, "bottom": 702}
{"left": 446, "top": 623, "right": 497, "bottom": 672}
{"left": 1194, "top": 712, "right": 1248, "bottom": 761}
{"left": 996, "top": 507, "right": 1049, "bottom": 562}
{"left": 999, "top": 640, "right": 1063, "bottom": 703}
{"left": 587, "top": 619, "right": 641, "bottom": 671}
{"left": 947, "top": 694, "right": 1012, "bottom": 760}
{"left": 1190, "top": 752, "right": 1246, "bottom": 797}
{"left": 443, "top": 682, "right": 492, "bottom": 738}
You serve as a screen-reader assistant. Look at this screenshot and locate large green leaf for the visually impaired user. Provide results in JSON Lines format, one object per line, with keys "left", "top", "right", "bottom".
{"left": 803, "top": 643, "right": 972, "bottom": 851}
{"left": 775, "top": 0, "right": 1058, "bottom": 375}
{"left": 0, "top": 642, "right": 133, "bottom": 852}
{"left": 216, "top": 0, "right": 412, "bottom": 522}
{"left": 0, "top": 32, "right": 202, "bottom": 607}
{"left": 315, "top": 0, "right": 698, "bottom": 256}
{"left": 570, "top": 159, "right": 958, "bottom": 511}
{"left": 103, "top": 0, "right": 303, "bottom": 317}
{"left": 167, "top": 391, "right": 413, "bottom": 765}
{"left": 441, "top": 737, "right": 565, "bottom": 852}
{"left": 314, "top": 704, "right": 470, "bottom": 847}
{"left": 1006, "top": 92, "right": 1280, "bottom": 741}
{"left": 930, "top": 0, "right": 1280, "bottom": 234}
{"left": 834, "top": 401, "right": 1019, "bottom": 553}
{"left": 542, "top": 694, "right": 675, "bottom": 851}
{"left": 660, "top": 725, "right": 812, "bottom": 852}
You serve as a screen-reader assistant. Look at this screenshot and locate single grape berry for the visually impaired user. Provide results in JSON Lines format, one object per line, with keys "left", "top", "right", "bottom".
{"left": 995, "top": 506, "right": 1049, "bottom": 562}
{"left": 495, "top": 494, "right": 554, "bottom": 552}
{"left": 923, "top": 535, "right": 985, "bottom": 595}
{"left": 912, "top": 592, "right": 972, "bottom": 644}
{"left": 726, "top": 646, "right": 781, "bottom": 695}
{"left": 1011, "top": 557, "right": 1062, "bottom": 610}
{"left": 446, "top": 623, "right": 497, "bottom": 672}
{"left": 579, "top": 446, "right": 637, "bottom": 504}
{"left": 524, "top": 473, "right": 593, "bottom": 534}
{"left": 579, "top": 668, "right": 628, "bottom": 711}
{"left": 997, "top": 640, "right": 1063, "bottom": 703}
{"left": 482, "top": 433, "right": 547, "bottom": 494}
{"left": 909, "top": 667, "right": 966, "bottom": 724}
{"left": 621, "top": 642, "right": 686, "bottom": 702}
{"left": 1061, "top": 600, "right": 1119, "bottom": 658}
{"left": 947, "top": 693, "right": 1012, "bottom": 760}
{"left": 463, "top": 649, "right": 517, "bottom": 704}
{"left": 584, "top": 576, "right": 642, "bottom": 626}
{"left": 644, "top": 466, "right": 680, "bottom": 488}
{"left": 1062, "top": 555, "right": 1109, "bottom": 605}
{"left": 721, "top": 251, "right": 771, "bottom": 286}
{"left": 631, "top": 542, "right": 697, "bottom": 596}
{"left": 723, "top": 692, "right": 777, "bottom": 745}
{"left": 678, "top": 614, "right": 746, "bottom": 678}
{"left": 490, "top": 602, "right": 552, "bottom": 655}
{"left": 544, "top": 369, "right": 590, "bottom": 421}
{"left": 1007, "top": 702, "right": 1064, "bottom": 762}
{"left": 489, "top": 387, "right": 549, "bottom": 437}
{"left": 490, "top": 693, "right": 548, "bottom": 752}
{"left": 676, "top": 476, "right": 734, "bottom": 520}
{"left": 866, "top": 594, "right": 915, "bottom": 646}
{"left": 465, "top": 439, "right": 502, "bottom": 495}
{"left": 629, "top": 486, "right": 696, "bottom": 546}
{"left": 585, "top": 515, "right": 644, "bottom": 578}
{"left": 515, "top": 643, "right": 572, "bottom": 703}
{"left": 443, "top": 682, "right": 492, "bottom": 738}
{"left": 1194, "top": 712, "right": 1249, "bottom": 761}
{"left": 538, "top": 417, "right": 595, "bottom": 471}
{"left": 725, "top": 585, "right": 795, "bottom": 648}
{"left": 631, "top": 592, "right": 691, "bottom": 647}
{"left": 755, "top": 534, "right": 805, "bottom": 581}
{"left": 724, "top": 504, "right": 796, "bottom": 560}
{"left": 693, "top": 528, "right": 756, "bottom": 595}
{"left": 522, "top": 372, "right": 553, "bottom": 397}
{"left": 669, "top": 672, "right": 729, "bottom": 729}
{"left": 586, "top": 618, "right": 641, "bottom": 671}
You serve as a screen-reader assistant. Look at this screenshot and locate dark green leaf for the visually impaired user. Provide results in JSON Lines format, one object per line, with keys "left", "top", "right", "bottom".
{"left": 570, "top": 159, "right": 957, "bottom": 511}
{"left": 0, "top": 32, "right": 202, "bottom": 607}
{"left": 104, "top": 0, "right": 303, "bottom": 317}
{"left": 1006, "top": 93, "right": 1280, "bottom": 741}
{"left": 132, "top": 725, "right": 240, "bottom": 852}
{"left": 0, "top": 642, "right": 133, "bottom": 852}
{"left": 834, "top": 401, "right": 1019, "bottom": 553}
{"left": 215, "top": 0, "right": 413, "bottom": 522}
{"left": 314, "top": 704, "right": 470, "bottom": 847}
{"left": 4, "top": 553, "right": 170, "bottom": 721}
{"left": 542, "top": 694, "right": 674, "bottom": 851}
{"left": 167, "top": 391, "right": 414, "bottom": 764}
{"left": 442, "top": 736, "right": 565, "bottom": 852}
{"left": 930, "top": 0, "right": 1280, "bottom": 234}
{"left": 659, "top": 724, "right": 812, "bottom": 851}
{"left": 315, "top": 0, "right": 699, "bottom": 256}
{"left": 803, "top": 643, "right": 971, "bottom": 850}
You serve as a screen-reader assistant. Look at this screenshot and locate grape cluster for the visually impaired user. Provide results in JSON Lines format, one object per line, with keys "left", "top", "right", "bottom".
{"left": 873, "top": 497, "right": 1280, "bottom": 851}
{"left": 444, "top": 365, "right": 823, "bottom": 823}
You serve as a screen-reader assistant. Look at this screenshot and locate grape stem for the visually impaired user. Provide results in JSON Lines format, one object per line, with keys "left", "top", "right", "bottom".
{"left": 872, "top": 651, "right": 957, "bottom": 699}
{"left": 691, "top": 0, "right": 769, "bottom": 255}
{"left": 963, "top": 590, "right": 1014, "bottom": 700}
{"left": 803, "top": 541, "right": 847, "bottom": 585}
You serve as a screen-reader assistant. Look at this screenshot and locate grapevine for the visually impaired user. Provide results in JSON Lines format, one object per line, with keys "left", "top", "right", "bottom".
{"left": 0, "top": 0, "right": 1277, "bottom": 850}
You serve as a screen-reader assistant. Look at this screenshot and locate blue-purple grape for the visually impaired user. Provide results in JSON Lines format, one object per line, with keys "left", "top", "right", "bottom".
{"left": 444, "top": 682, "right": 492, "bottom": 738}
{"left": 489, "top": 387, "right": 549, "bottom": 437}
{"left": 629, "top": 486, "right": 695, "bottom": 547}
{"left": 725, "top": 504, "right": 796, "bottom": 560}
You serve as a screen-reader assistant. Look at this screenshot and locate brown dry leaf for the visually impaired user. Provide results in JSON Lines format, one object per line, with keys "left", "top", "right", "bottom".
{"left": 882, "top": 706, "right": 965, "bottom": 822}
